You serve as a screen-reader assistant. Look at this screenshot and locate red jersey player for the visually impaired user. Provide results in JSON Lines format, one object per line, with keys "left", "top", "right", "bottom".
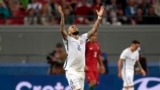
{"left": 85, "top": 33, "right": 105, "bottom": 90}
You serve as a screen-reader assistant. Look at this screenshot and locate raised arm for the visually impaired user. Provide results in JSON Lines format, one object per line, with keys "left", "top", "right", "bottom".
{"left": 58, "top": 5, "right": 67, "bottom": 40}
{"left": 88, "top": 6, "right": 105, "bottom": 38}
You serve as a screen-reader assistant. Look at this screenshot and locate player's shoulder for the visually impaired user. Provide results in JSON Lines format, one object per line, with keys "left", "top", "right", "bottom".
{"left": 135, "top": 50, "right": 139, "bottom": 54}
{"left": 122, "top": 48, "right": 130, "bottom": 54}
{"left": 80, "top": 33, "right": 87, "bottom": 36}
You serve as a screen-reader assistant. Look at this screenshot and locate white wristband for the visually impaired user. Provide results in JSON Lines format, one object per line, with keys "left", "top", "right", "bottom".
{"left": 98, "top": 16, "right": 102, "bottom": 20}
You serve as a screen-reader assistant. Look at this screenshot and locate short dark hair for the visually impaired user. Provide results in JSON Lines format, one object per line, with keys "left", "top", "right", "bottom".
{"left": 132, "top": 40, "right": 140, "bottom": 44}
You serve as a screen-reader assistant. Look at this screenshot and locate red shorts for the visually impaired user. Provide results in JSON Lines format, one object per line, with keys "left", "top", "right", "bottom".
{"left": 86, "top": 71, "right": 99, "bottom": 84}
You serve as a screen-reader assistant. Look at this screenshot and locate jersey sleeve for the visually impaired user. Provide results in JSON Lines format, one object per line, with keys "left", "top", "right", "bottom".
{"left": 81, "top": 33, "right": 88, "bottom": 41}
{"left": 120, "top": 50, "right": 127, "bottom": 60}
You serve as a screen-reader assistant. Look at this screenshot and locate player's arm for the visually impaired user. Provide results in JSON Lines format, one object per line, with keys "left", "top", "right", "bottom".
{"left": 136, "top": 60, "right": 146, "bottom": 76}
{"left": 98, "top": 55, "right": 105, "bottom": 74}
{"left": 118, "top": 58, "right": 123, "bottom": 78}
{"left": 87, "top": 6, "right": 104, "bottom": 38}
{"left": 58, "top": 5, "right": 67, "bottom": 40}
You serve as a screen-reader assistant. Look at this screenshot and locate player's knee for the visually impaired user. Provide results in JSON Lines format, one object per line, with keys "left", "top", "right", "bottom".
{"left": 89, "top": 80, "right": 97, "bottom": 86}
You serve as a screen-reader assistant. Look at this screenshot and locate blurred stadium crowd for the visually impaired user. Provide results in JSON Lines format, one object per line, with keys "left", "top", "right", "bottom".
{"left": 0, "top": 0, "right": 160, "bottom": 25}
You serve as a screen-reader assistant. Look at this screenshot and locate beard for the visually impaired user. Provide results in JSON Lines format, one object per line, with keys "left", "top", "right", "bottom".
{"left": 72, "top": 31, "right": 79, "bottom": 35}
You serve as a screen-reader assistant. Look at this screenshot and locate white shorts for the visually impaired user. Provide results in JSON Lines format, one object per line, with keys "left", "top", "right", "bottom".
{"left": 122, "top": 70, "right": 134, "bottom": 87}
{"left": 65, "top": 70, "right": 85, "bottom": 90}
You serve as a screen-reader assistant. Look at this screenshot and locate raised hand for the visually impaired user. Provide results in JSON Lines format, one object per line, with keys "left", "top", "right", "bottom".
{"left": 58, "top": 5, "right": 64, "bottom": 16}
{"left": 96, "top": 6, "right": 105, "bottom": 17}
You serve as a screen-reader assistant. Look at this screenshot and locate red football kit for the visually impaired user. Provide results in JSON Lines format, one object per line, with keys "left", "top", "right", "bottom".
{"left": 85, "top": 41, "right": 101, "bottom": 84}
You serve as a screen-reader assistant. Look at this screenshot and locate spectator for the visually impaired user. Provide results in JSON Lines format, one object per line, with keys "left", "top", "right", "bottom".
{"left": 7, "top": 0, "right": 26, "bottom": 25}
{"left": 0, "top": 0, "right": 159, "bottom": 25}
{"left": 47, "top": 43, "right": 66, "bottom": 75}
{"left": 24, "top": 0, "right": 42, "bottom": 25}
{"left": 74, "top": 0, "right": 92, "bottom": 24}
{"left": 116, "top": 4, "right": 129, "bottom": 24}
{"left": 27, "top": 0, "right": 42, "bottom": 14}
{"left": 0, "top": 0, "right": 10, "bottom": 18}
{"left": 134, "top": 7, "right": 145, "bottom": 24}
{"left": 87, "top": 0, "right": 103, "bottom": 23}
{"left": 50, "top": 0, "right": 59, "bottom": 24}
{"left": 137, "top": 0, "right": 150, "bottom": 15}
{"left": 40, "top": 0, "right": 53, "bottom": 25}
{"left": 92, "top": 0, "right": 102, "bottom": 10}
{"left": 106, "top": 0, "right": 122, "bottom": 25}
{"left": 50, "top": 0, "right": 58, "bottom": 17}
{"left": 143, "top": 6, "right": 160, "bottom": 24}
{"left": 47, "top": 50, "right": 58, "bottom": 75}
{"left": 125, "top": 0, "right": 137, "bottom": 18}
{"left": 64, "top": 8, "right": 74, "bottom": 24}
{"left": 153, "top": 0, "right": 160, "bottom": 17}
{"left": 70, "top": 0, "right": 77, "bottom": 11}
{"left": 61, "top": 0, "right": 74, "bottom": 24}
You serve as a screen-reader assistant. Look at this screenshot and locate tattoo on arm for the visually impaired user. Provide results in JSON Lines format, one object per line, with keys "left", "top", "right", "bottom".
{"left": 88, "top": 18, "right": 102, "bottom": 38}
{"left": 60, "top": 15, "right": 67, "bottom": 40}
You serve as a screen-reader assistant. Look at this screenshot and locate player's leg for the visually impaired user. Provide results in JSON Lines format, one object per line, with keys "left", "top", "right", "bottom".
{"left": 89, "top": 71, "right": 99, "bottom": 90}
{"left": 127, "top": 71, "right": 134, "bottom": 90}
{"left": 66, "top": 70, "right": 81, "bottom": 90}
{"left": 121, "top": 70, "right": 134, "bottom": 90}
{"left": 79, "top": 71, "right": 85, "bottom": 90}
{"left": 86, "top": 71, "right": 97, "bottom": 90}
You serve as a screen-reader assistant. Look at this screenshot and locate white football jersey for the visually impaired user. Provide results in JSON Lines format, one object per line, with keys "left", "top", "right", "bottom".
{"left": 120, "top": 48, "right": 139, "bottom": 71}
{"left": 63, "top": 33, "right": 88, "bottom": 71}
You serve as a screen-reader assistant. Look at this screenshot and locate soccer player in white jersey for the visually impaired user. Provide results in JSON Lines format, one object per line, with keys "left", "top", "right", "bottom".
{"left": 57, "top": 5, "right": 104, "bottom": 90}
{"left": 118, "top": 40, "right": 146, "bottom": 90}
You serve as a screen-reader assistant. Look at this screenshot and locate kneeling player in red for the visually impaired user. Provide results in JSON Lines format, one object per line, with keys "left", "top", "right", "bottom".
{"left": 85, "top": 33, "right": 105, "bottom": 90}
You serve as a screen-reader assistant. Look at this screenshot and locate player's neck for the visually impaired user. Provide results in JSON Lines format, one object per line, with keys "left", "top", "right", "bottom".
{"left": 90, "top": 41, "right": 96, "bottom": 43}
{"left": 130, "top": 47, "right": 136, "bottom": 52}
{"left": 71, "top": 35, "right": 79, "bottom": 40}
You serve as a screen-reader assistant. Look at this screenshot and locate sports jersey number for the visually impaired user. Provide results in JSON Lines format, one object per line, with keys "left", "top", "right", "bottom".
{"left": 94, "top": 52, "right": 97, "bottom": 58}
{"left": 77, "top": 45, "right": 81, "bottom": 51}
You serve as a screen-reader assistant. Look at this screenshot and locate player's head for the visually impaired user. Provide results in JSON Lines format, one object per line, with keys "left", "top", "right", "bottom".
{"left": 130, "top": 40, "right": 140, "bottom": 51}
{"left": 89, "top": 33, "right": 98, "bottom": 42}
{"left": 68, "top": 25, "right": 79, "bottom": 36}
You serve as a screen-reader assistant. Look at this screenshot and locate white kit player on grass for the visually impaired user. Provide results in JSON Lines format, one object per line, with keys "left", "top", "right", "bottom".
{"left": 118, "top": 40, "right": 146, "bottom": 90}
{"left": 57, "top": 5, "right": 104, "bottom": 90}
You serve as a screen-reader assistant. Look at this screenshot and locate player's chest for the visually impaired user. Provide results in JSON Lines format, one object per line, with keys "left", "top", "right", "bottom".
{"left": 70, "top": 38, "right": 85, "bottom": 45}
{"left": 126, "top": 53, "right": 137, "bottom": 61}
{"left": 88, "top": 43, "right": 99, "bottom": 51}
